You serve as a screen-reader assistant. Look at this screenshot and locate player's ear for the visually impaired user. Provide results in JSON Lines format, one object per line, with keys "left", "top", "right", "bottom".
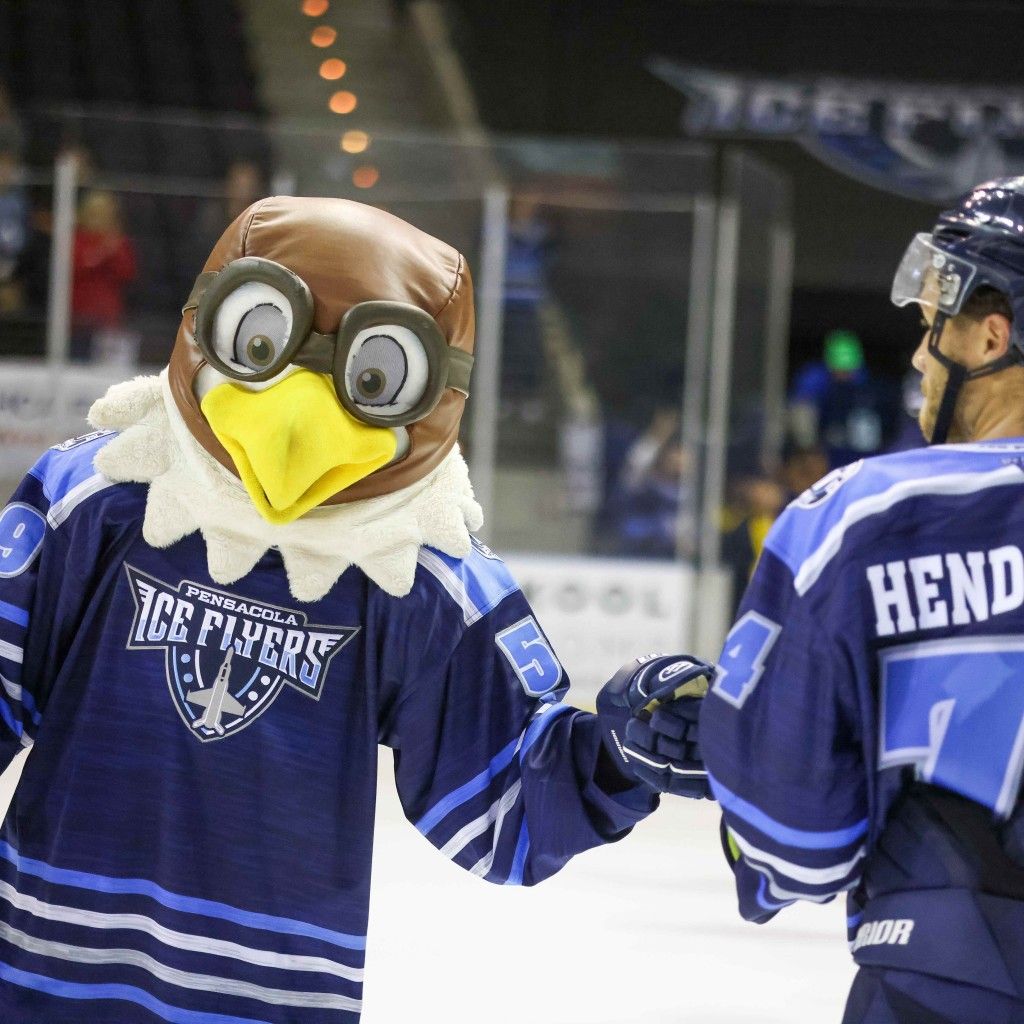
{"left": 982, "top": 312, "right": 1012, "bottom": 362}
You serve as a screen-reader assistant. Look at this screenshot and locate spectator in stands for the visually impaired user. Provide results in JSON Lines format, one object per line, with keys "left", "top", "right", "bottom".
{"left": 788, "top": 329, "right": 897, "bottom": 468}
{"left": 0, "top": 145, "right": 28, "bottom": 313}
{"left": 197, "top": 160, "right": 265, "bottom": 239}
{"left": 71, "top": 190, "right": 137, "bottom": 358}
{"left": 193, "top": 160, "right": 266, "bottom": 269}
{"left": 720, "top": 444, "right": 827, "bottom": 615}
{"left": 779, "top": 442, "right": 829, "bottom": 502}
{"left": 720, "top": 473, "right": 786, "bottom": 617}
{"left": 501, "top": 194, "right": 552, "bottom": 421}
{"left": 612, "top": 409, "right": 697, "bottom": 559}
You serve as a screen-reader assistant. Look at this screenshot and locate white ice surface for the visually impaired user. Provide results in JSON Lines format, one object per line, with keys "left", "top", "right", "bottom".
{"left": 0, "top": 750, "right": 855, "bottom": 1024}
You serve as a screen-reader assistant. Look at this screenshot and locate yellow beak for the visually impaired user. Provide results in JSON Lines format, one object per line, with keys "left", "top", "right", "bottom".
{"left": 200, "top": 370, "right": 397, "bottom": 525}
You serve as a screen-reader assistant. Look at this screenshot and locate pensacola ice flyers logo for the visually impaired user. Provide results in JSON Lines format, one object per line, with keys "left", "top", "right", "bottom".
{"left": 124, "top": 566, "right": 358, "bottom": 742}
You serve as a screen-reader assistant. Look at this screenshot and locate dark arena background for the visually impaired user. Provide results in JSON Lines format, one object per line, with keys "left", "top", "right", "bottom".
{"left": 0, "top": 1, "right": 1022, "bottom": 1020}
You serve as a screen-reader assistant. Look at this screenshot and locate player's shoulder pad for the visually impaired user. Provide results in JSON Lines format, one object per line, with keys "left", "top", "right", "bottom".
{"left": 767, "top": 442, "right": 1024, "bottom": 596}
{"left": 25, "top": 430, "right": 121, "bottom": 529}
{"left": 416, "top": 536, "right": 521, "bottom": 627}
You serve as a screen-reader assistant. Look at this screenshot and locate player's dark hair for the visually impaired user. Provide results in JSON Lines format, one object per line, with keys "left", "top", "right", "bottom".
{"left": 960, "top": 285, "right": 1013, "bottom": 323}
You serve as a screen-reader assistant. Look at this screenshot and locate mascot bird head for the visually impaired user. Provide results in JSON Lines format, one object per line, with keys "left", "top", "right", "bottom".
{"left": 89, "top": 197, "right": 483, "bottom": 602}
{"left": 170, "top": 195, "right": 475, "bottom": 523}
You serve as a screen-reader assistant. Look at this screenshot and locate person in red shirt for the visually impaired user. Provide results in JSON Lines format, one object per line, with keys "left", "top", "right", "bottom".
{"left": 71, "top": 189, "right": 136, "bottom": 353}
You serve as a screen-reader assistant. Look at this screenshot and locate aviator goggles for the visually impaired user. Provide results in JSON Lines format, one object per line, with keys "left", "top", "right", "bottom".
{"left": 183, "top": 256, "right": 473, "bottom": 429}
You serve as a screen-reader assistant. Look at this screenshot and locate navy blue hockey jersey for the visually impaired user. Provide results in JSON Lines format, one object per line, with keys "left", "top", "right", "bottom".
{"left": 702, "top": 440, "right": 1024, "bottom": 931}
{"left": 0, "top": 432, "right": 655, "bottom": 1023}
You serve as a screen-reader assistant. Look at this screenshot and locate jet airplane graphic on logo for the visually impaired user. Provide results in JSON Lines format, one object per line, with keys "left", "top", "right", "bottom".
{"left": 124, "top": 565, "right": 358, "bottom": 741}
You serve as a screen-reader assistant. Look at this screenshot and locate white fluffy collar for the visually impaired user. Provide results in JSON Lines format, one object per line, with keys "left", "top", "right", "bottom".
{"left": 87, "top": 372, "right": 483, "bottom": 602}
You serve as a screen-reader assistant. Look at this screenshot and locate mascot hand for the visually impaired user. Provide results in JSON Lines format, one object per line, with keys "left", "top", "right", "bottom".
{"left": 596, "top": 653, "right": 714, "bottom": 799}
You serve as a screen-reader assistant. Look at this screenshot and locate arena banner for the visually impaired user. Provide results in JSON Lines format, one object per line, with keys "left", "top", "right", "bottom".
{"left": 648, "top": 58, "right": 1024, "bottom": 202}
{"left": 505, "top": 553, "right": 728, "bottom": 704}
{"left": 0, "top": 361, "right": 128, "bottom": 479}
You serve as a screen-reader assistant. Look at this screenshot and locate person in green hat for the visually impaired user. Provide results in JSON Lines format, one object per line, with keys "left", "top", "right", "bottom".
{"left": 789, "top": 328, "right": 896, "bottom": 467}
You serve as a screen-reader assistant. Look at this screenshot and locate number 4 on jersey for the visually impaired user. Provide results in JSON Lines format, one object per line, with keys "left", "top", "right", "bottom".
{"left": 712, "top": 611, "right": 782, "bottom": 709}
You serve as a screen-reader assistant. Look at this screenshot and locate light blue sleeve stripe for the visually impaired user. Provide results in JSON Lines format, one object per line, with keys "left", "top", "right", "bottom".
{"left": 415, "top": 735, "right": 521, "bottom": 836}
{"left": 425, "top": 547, "right": 520, "bottom": 621}
{"left": 415, "top": 703, "right": 575, "bottom": 837}
{"left": 18, "top": 685, "right": 39, "bottom": 725}
{"left": 0, "top": 961, "right": 273, "bottom": 1024}
{"left": 709, "top": 772, "right": 868, "bottom": 850}
{"left": 12, "top": 679, "right": 40, "bottom": 729}
{"left": 0, "top": 699, "right": 22, "bottom": 739}
{"left": 519, "top": 702, "right": 574, "bottom": 758}
{"left": 27, "top": 434, "right": 114, "bottom": 505}
{"left": 1, "top": 673, "right": 40, "bottom": 728}
{"left": 847, "top": 911, "right": 864, "bottom": 929}
{"left": 504, "top": 820, "right": 531, "bottom": 886}
{"left": 0, "top": 842, "right": 366, "bottom": 952}
{"left": 0, "top": 601, "right": 28, "bottom": 629}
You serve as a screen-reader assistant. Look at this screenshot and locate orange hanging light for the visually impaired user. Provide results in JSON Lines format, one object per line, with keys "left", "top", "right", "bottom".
{"left": 310, "top": 25, "right": 336, "bottom": 47}
{"left": 319, "top": 58, "right": 347, "bottom": 80}
{"left": 352, "top": 166, "right": 380, "bottom": 189}
{"left": 329, "top": 91, "right": 358, "bottom": 114}
{"left": 340, "top": 130, "right": 370, "bottom": 153}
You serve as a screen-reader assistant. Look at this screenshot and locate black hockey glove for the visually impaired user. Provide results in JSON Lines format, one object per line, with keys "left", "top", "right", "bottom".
{"left": 596, "top": 653, "right": 714, "bottom": 799}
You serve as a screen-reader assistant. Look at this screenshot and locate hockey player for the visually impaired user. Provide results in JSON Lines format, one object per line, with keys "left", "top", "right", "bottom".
{"left": 692, "top": 178, "right": 1024, "bottom": 1023}
{"left": 0, "top": 196, "right": 708, "bottom": 1022}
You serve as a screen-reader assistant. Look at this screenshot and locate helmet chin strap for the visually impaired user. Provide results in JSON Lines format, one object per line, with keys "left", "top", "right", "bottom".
{"left": 926, "top": 312, "right": 1021, "bottom": 444}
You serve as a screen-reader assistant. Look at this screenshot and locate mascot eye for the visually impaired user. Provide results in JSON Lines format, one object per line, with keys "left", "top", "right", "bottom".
{"left": 211, "top": 281, "right": 294, "bottom": 377}
{"left": 345, "top": 325, "right": 429, "bottom": 414}
{"left": 233, "top": 305, "right": 287, "bottom": 371}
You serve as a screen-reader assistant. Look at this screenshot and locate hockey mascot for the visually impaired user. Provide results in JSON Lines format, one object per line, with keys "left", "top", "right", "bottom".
{"left": 0, "top": 196, "right": 708, "bottom": 1023}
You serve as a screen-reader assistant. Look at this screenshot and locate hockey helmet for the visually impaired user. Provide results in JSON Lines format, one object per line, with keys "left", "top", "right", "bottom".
{"left": 891, "top": 177, "right": 1024, "bottom": 442}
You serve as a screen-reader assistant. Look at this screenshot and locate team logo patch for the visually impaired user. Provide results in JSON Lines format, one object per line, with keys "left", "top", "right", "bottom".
{"left": 124, "top": 566, "right": 358, "bottom": 742}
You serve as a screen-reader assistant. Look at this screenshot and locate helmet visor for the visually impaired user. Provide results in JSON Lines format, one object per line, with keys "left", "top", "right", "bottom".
{"left": 891, "top": 233, "right": 978, "bottom": 316}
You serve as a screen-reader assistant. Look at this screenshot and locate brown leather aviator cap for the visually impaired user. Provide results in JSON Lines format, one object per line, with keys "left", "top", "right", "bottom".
{"left": 168, "top": 195, "right": 475, "bottom": 504}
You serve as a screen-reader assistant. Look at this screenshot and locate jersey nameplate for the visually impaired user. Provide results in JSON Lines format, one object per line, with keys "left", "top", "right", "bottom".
{"left": 867, "top": 544, "right": 1024, "bottom": 638}
{"left": 124, "top": 565, "right": 358, "bottom": 742}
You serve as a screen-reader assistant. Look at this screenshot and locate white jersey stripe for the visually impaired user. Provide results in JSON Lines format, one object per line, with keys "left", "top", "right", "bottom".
{"left": 416, "top": 548, "right": 482, "bottom": 625}
{"left": 0, "top": 674, "right": 23, "bottom": 704}
{"left": 793, "top": 465, "right": 1023, "bottom": 595}
{"left": 0, "top": 919, "right": 362, "bottom": 1013}
{"left": 469, "top": 779, "right": 523, "bottom": 879}
{"left": 756, "top": 865, "right": 855, "bottom": 905}
{"left": 0, "top": 640, "right": 22, "bottom": 665}
{"left": 730, "top": 828, "right": 866, "bottom": 887}
{"left": 440, "top": 779, "right": 522, "bottom": 861}
{"left": 47, "top": 473, "right": 115, "bottom": 529}
{"left": 0, "top": 879, "right": 363, "bottom": 982}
